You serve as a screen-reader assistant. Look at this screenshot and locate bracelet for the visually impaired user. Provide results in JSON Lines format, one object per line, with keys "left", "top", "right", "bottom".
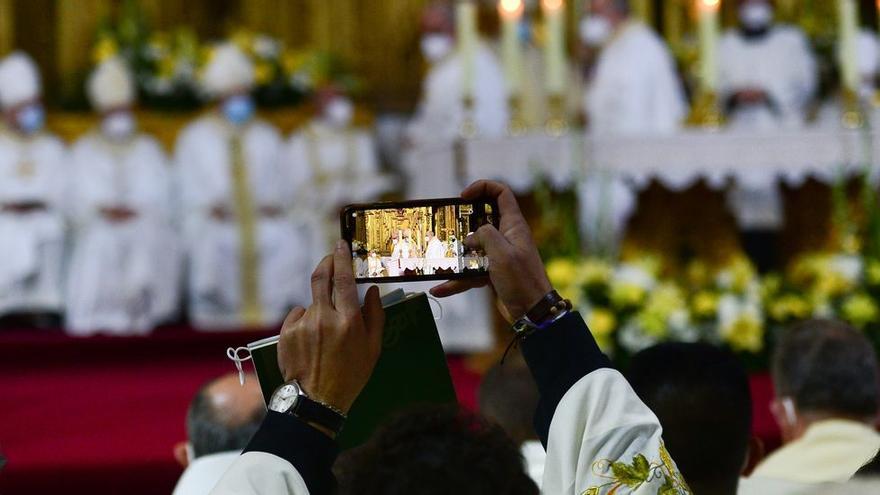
{"left": 526, "top": 290, "right": 572, "bottom": 326}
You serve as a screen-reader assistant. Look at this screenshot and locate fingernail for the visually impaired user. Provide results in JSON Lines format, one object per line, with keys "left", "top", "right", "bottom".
{"left": 337, "top": 239, "right": 347, "bottom": 251}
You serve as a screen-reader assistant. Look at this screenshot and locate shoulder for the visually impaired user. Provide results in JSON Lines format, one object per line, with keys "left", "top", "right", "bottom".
{"left": 623, "top": 23, "right": 673, "bottom": 59}
{"left": 770, "top": 25, "right": 812, "bottom": 47}
{"left": 176, "top": 117, "right": 214, "bottom": 145}
{"left": 248, "top": 119, "right": 282, "bottom": 142}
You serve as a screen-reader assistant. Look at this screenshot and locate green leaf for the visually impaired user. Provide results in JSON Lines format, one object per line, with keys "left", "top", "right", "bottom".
{"left": 610, "top": 454, "right": 651, "bottom": 488}
{"left": 658, "top": 475, "right": 678, "bottom": 495}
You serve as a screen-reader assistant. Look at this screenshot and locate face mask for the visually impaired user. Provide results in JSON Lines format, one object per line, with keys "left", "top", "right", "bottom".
{"left": 421, "top": 34, "right": 454, "bottom": 63}
{"left": 102, "top": 112, "right": 136, "bottom": 140}
{"left": 324, "top": 98, "right": 354, "bottom": 128}
{"left": 16, "top": 103, "right": 45, "bottom": 135}
{"left": 580, "top": 17, "right": 612, "bottom": 47}
{"left": 739, "top": 3, "right": 774, "bottom": 31}
{"left": 222, "top": 94, "right": 255, "bottom": 126}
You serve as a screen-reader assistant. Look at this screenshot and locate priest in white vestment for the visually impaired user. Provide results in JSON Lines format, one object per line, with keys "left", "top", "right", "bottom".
{"left": 423, "top": 230, "right": 447, "bottom": 274}
{"left": 286, "top": 86, "right": 391, "bottom": 279}
{"left": 718, "top": 0, "right": 817, "bottom": 131}
{"left": 0, "top": 52, "right": 66, "bottom": 322}
{"left": 815, "top": 30, "right": 880, "bottom": 129}
{"left": 176, "top": 43, "right": 303, "bottom": 330}
{"left": 65, "top": 57, "right": 180, "bottom": 336}
{"left": 581, "top": 0, "right": 687, "bottom": 135}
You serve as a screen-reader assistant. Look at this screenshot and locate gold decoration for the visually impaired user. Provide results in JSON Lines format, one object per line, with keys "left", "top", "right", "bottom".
{"left": 545, "top": 93, "right": 567, "bottom": 136}
{"left": 460, "top": 95, "right": 478, "bottom": 139}
{"left": 507, "top": 95, "right": 528, "bottom": 136}
{"left": 686, "top": 91, "right": 724, "bottom": 129}
{"left": 840, "top": 89, "right": 865, "bottom": 129}
{"left": 230, "top": 134, "right": 263, "bottom": 327}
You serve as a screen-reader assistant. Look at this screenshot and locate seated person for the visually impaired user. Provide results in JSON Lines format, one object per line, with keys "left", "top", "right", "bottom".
{"left": 172, "top": 373, "right": 265, "bottom": 495}
{"left": 479, "top": 356, "right": 544, "bottom": 485}
{"left": 211, "top": 180, "right": 690, "bottom": 494}
{"left": 628, "top": 343, "right": 754, "bottom": 495}
{"left": 741, "top": 320, "right": 880, "bottom": 492}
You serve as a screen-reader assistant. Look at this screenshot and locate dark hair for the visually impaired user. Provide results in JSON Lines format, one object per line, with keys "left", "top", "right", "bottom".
{"left": 773, "top": 319, "right": 880, "bottom": 418}
{"left": 335, "top": 405, "right": 538, "bottom": 495}
{"left": 478, "top": 357, "right": 539, "bottom": 445}
{"left": 628, "top": 343, "right": 751, "bottom": 495}
{"left": 186, "top": 378, "right": 266, "bottom": 459}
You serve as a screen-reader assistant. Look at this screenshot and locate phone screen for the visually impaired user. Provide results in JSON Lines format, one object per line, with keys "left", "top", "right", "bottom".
{"left": 341, "top": 198, "right": 497, "bottom": 283}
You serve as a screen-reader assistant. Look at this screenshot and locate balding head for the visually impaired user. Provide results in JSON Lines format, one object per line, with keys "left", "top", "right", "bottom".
{"left": 186, "top": 373, "right": 265, "bottom": 459}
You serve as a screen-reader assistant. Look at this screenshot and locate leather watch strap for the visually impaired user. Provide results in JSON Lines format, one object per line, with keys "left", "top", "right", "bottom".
{"left": 293, "top": 396, "right": 346, "bottom": 435}
{"left": 525, "top": 290, "right": 572, "bottom": 325}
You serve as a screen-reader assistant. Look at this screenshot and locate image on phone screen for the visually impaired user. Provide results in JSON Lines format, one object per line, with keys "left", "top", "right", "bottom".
{"left": 342, "top": 199, "right": 497, "bottom": 283}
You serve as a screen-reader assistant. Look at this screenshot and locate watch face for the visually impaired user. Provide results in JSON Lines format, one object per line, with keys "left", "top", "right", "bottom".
{"left": 269, "top": 383, "right": 300, "bottom": 413}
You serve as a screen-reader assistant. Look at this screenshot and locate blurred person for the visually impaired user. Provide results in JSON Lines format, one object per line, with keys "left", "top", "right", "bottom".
{"left": 172, "top": 373, "right": 265, "bottom": 495}
{"left": 478, "top": 356, "right": 544, "bottom": 486}
{"left": 211, "top": 180, "right": 690, "bottom": 494}
{"left": 628, "top": 343, "right": 754, "bottom": 495}
{"left": 286, "top": 85, "right": 391, "bottom": 278}
{"left": 816, "top": 30, "right": 880, "bottom": 128}
{"left": 423, "top": 230, "right": 446, "bottom": 274}
{"left": 0, "top": 52, "right": 66, "bottom": 327}
{"left": 718, "top": 0, "right": 817, "bottom": 130}
{"left": 406, "top": 1, "right": 509, "bottom": 144}
{"left": 741, "top": 320, "right": 880, "bottom": 493}
{"left": 580, "top": 0, "right": 687, "bottom": 135}
{"left": 176, "top": 42, "right": 303, "bottom": 330}
{"left": 65, "top": 57, "right": 181, "bottom": 335}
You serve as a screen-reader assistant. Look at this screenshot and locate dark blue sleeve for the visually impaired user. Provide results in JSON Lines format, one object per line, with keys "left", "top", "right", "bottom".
{"left": 244, "top": 411, "right": 338, "bottom": 494}
{"left": 519, "top": 311, "right": 612, "bottom": 446}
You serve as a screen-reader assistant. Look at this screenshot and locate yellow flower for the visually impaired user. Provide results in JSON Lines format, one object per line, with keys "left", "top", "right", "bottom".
{"left": 760, "top": 274, "right": 782, "bottom": 302}
{"left": 92, "top": 37, "right": 119, "bottom": 64}
{"left": 231, "top": 30, "right": 255, "bottom": 54}
{"left": 610, "top": 283, "right": 646, "bottom": 309}
{"left": 546, "top": 258, "right": 578, "bottom": 289}
{"left": 157, "top": 55, "right": 176, "bottom": 79}
{"left": 575, "top": 259, "right": 613, "bottom": 287}
{"left": 722, "top": 315, "right": 764, "bottom": 353}
{"left": 254, "top": 61, "right": 274, "bottom": 85}
{"left": 841, "top": 293, "right": 879, "bottom": 329}
{"left": 867, "top": 260, "right": 880, "bottom": 286}
{"left": 281, "top": 50, "right": 307, "bottom": 75}
{"left": 768, "top": 294, "right": 811, "bottom": 322}
{"left": 587, "top": 308, "right": 617, "bottom": 338}
{"left": 686, "top": 260, "right": 710, "bottom": 288}
{"left": 692, "top": 291, "right": 718, "bottom": 319}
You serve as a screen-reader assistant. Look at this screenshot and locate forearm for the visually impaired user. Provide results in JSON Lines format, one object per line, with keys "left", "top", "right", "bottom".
{"left": 520, "top": 311, "right": 612, "bottom": 445}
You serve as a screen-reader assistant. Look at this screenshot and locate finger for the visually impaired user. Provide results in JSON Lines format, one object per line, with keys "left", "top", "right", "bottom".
{"left": 362, "top": 285, "right": 385, "bottom": 351}
{"left": 282, "top": 306, "right": 307, "bottom": 328}
{"left": 471, "top": 224, "right": 512, "bottom": 258}
{"left": 332, "top": 239, "right": 359, "bottom": 314}
{"left": 429, "top": 277, "right": 489, "bottom": 298}
{"left": 460, "top": 180, "right": 523, "bottom": 219}
{"left": 311, "top": 255, "right": 334, "bottom": 307}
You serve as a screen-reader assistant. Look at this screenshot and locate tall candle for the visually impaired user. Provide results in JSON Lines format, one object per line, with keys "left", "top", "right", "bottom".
{"left": 839, "top": 0, "right": 859, "bottom": 92}
{"left": 456, "top": 1, "right": 478, "bottom": 99}
{"left": 499, "top": 0, "right": 524, "bottom": 95}
{"left": 542, "top": 0, "right": 566, "bottom": 95}
{"left": 697, "top": 0, "right": 720, "bottom": 93}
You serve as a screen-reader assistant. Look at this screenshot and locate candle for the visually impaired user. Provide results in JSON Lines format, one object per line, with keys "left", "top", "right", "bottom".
{"left": 542, "top": 0, "right": 566, "bottom": 95}
{"left": 697, "top": 0, "right": 720, "bottom": 93}
{"left": 839, "top": 0, "right": 859, "bottom": 92}
{"left": 499, "top": 0, "right": 524, "bottom": 95}
{"left": 456, "top": 1, "right": 478, "bottom": 100}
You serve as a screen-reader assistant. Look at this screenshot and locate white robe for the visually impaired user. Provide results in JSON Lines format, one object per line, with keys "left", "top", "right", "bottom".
{"left": 719, "top": 26, "right": 817, "bottom": 131}
{"left": 406, "top": 40, "right": 509, "bottom": 144}
{"left": 423, "top": 237, "right": 447, "bottom": 274}
{"left": 0, "top": 131, "right": 66, "bottom": 316}
{"left": 585, "top": 21, "right": 687, "bottom": 136}
{"left": 173, "top": 451, "right": 240, "bottom": 495}
{"left": 64, "top": 132, "right": 181, "bottom": 336}
{"left": 286, "top": 122, "right": 390, "bottom": 277}
{"left": 176, "top": 116, "right": 305, "bottom": 330}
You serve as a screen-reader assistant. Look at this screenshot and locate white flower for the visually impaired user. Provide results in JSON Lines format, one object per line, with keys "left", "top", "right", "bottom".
{"left": 667, "top": 309, "right": 698, "bottom": 342}
{"left": 829, "top": 254, "right": 863, "bottom": 285}
{"left": 612, "top": 264, "right": 656, "bottom": 291}
{"left": 619, "top": 321, "right": 660, "bottom": 354}
{"left": 253, "top": 35, "right": 281, "bottom": 59}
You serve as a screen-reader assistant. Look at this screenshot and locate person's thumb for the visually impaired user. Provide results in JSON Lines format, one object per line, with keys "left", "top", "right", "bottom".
{"left": 362, "top": 285, "right": 385, "bottom": 352}
{"left": 466, "top": 224, "right": 510, "bottom": 257}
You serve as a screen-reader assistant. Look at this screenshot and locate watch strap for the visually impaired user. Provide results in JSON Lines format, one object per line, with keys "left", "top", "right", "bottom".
{"left": 293, "top": 395, "right": 346, "bottom": 435}
{"left": 525, "top": 290, "right": 572, "bottom": 325}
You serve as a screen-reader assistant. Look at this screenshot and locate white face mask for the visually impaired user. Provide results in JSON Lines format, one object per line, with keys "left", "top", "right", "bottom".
{"left": 102, "top": 112, "right": 136, "bottom": 140}
{"left": 580, "top": 17, "right": 612, "bottom": 47}
{"left": 323, "top": 97, "right": 354, "bottom": 128}
{"left": 739, "top": 3, "right": 774, "bottom": 31}
{"left": 421, "top": 34, "right": 454, "bottom": 63}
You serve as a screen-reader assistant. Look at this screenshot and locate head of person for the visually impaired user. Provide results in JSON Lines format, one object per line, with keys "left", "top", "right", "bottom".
{"left": 426, "top": 230, "right": 435, "bottom": 241}
{"left": 580, "top": 0, "right": 630, "bottom": 47}
{"left": 478, "top": 356, "right": 539, "bottom": 446}
{"left": 771, "top": 319, "right": 880, "bottom": 444}
{"left": 88, "top": 56, "right": 138, "bottom": 141}
{"left": 335, "top": 405, "right": 538, "bottom": 495}
{"left": 0, "top": 52, "right": 46, "bottom": 136}
{"left": 201, "top": 42, "right": 257, "bottom": 127}
{"left": 420, "top": 2, "right": 456, "bottom": 64}
{"left": 314, "top": 85, "right": 354, "bottom": 129}
{"left": 173, "top": 373, "right": 266, "bottom": 467}
{"left": 628, "top": 343, "right": 753, "bottom": 495}
{"left": 356, "top": 248, "right": 369, "bottom": 259}
{"left": 737, "top": 0, "right": 775, "bottom": 35}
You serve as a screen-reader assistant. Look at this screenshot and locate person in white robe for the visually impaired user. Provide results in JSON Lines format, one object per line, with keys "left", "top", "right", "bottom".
{"left": 423, "top": 230, "right": 447, "bottom": 274}
{"left": 815, "top": 30, "right": 880, "bottom": 129}
{"left": 718, "top": 0, "right": 817, "bottom": 131}
{"left": 64, "top": 57, "right": 180, "bottom": 336}
{"left": 176, "top": 43, "right": 303, "bottom": 330}
{"left": 406, "top": 2, "right": 509, "bottom": 145}
{"left": 367, "top": 251, "right": 383, "bottom": 277}
{"left": 286, "top": 86, "right": 391, "bottom": 280}
{"left": 581, "top": 0, "right": 687, "bottom": 136}
{"left": 0, "top": 52, "right": 66, "bottom": 323}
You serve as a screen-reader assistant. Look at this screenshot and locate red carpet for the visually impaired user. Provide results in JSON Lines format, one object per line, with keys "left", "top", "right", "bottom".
{"left": 0, "top": 328, "right": 778, "bottom": 494}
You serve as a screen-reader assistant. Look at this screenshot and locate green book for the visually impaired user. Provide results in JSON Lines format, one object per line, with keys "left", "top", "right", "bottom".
{"left": 246, "top": 290, "right": 458, "bottom": 449}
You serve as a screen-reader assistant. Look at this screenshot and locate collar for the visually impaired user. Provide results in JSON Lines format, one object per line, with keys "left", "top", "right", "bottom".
{"left": 739, "top": 25, "right": 772, "bottom": 41}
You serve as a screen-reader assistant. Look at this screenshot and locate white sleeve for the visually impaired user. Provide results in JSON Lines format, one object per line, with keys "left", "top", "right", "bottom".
{"left": 542, "top": 369, "right": 691, "bottom": 494}
{"left": 210, "top": 452, "right": 310, "bottom": 495}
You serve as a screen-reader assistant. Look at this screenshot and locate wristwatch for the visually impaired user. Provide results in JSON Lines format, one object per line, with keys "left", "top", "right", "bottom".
{"left": 269, "top": 380, "right": 347, "bottom": 435}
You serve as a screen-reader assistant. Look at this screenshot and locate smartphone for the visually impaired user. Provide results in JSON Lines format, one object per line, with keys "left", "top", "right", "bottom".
{"left": 341, "top": 198, "right": 498, "bottom": 283}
